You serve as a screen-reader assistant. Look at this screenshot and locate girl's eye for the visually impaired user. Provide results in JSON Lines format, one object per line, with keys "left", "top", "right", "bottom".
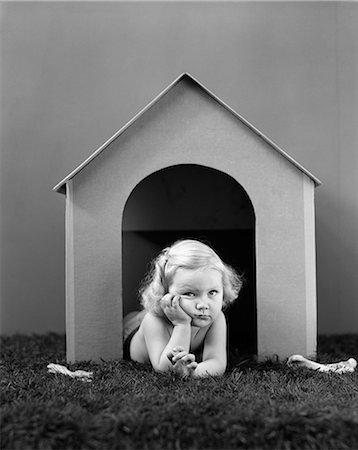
{"left": 209, "top": 290, "right": 218, "bottom": 296}
{"left": 183, "top": 292, "right": 195, "bottom": 297}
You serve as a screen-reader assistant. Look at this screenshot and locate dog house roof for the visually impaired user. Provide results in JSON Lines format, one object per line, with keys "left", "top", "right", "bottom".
{"left": 53, "top": 72, "right": 321, "bottom": 194}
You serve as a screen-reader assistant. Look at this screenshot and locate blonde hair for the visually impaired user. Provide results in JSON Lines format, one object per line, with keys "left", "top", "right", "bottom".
{"left": 139, "top": 239, "right": 242, "bottom": 316}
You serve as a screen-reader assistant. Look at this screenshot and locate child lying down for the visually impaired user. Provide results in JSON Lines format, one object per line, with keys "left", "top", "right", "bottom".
{"left": 123, "top": 239, "right": 242, "bottom": 378}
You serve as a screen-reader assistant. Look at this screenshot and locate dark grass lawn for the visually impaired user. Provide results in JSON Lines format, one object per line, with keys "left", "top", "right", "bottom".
{"left": 1, "top": 334, "right": 358, "bottom": 450}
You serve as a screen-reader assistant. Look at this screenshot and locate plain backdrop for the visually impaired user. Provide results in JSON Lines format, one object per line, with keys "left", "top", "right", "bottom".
{"left": 1, "top": 1, "right": 357, "bottom": 336}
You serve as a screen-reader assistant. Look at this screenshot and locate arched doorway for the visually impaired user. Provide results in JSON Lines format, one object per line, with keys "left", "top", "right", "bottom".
{"left": 122, "top": 164, "right": 256, "bottom": 355}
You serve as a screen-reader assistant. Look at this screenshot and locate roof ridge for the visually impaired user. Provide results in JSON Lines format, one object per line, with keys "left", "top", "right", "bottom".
{"left": 53, "top": 73, "right": 321, "bottom": 193}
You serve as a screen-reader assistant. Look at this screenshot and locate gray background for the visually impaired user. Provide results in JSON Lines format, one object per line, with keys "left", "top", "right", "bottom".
{"left": 1, "top": 1, "right": 357, "bottom": 335}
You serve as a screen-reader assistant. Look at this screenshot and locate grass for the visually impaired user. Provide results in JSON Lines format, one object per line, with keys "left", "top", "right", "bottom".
{"left": 1, "top": 334, "right": 358, "bottom": 450}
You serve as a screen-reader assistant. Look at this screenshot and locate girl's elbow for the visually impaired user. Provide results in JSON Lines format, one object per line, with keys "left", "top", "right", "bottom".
{"left": 212, "top": 362, "right": 226, "bottom": 377}
{"left": 152, "top": 358, "right": 172, "bottom": 373}
{"left": 195, "top": 360, "right": 227, "bottom": 377}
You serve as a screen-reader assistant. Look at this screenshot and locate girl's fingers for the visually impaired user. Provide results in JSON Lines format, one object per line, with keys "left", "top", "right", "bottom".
{"left": 160, "top": 294, "right": 176, "bottom": 312}
{"left": 172, "top": 351, "right": 188, "bottom": 363}
{"left": 187, "top": 362, "right": 198, "bottom": 370}
{"left": 168, "top": 346, "right": 186, "bottom": 363}
{"left": 161, "top": 293, "right": 174, "bottom": 305}
{"left": 161, "top": 295, "right": 191, "bottom": 326}
{"left": 182, "top": 354, "right": 195, "bottom": 363}
{"left": 172, "top": 352, "right": 196, "bottom": 364}
{"left": 167, "top": 350, "right": 175, "bottom": 362}
{"left": 172, "top": 295, "right": 181, "bottom": 307}
{"left": 161, "top": 294, "right": 182, "bottom": 310}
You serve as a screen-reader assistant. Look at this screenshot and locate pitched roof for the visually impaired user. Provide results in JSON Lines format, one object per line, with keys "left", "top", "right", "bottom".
{"left": 53, "top": 72, "right": 321, "bottom": 194}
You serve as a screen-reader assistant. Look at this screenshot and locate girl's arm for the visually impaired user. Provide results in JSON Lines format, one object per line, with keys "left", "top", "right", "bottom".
{"left": 194, "top": 311, "right": 227, "bottom": 377}
{"left": 141, "top": 311, "right": 191, "bottom": 372}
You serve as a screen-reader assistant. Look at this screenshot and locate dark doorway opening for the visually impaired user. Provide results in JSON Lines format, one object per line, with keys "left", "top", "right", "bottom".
{"left": 122, "top": 164, "right": 256, "bottom": 355}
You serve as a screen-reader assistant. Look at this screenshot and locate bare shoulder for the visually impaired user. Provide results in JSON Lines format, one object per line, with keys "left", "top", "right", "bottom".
{"left": 141, "top": 312, "right": 171, "bottom": 334}
{"left": 142, "top": 311, "right": 165, "bottom": 325}
{"left": 131, "top": 312, "right": 171, "bottom": 363}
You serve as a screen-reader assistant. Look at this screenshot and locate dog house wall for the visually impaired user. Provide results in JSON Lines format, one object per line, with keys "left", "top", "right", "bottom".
{"left": 57, "top": 74, "right": 318, "bottom": 362}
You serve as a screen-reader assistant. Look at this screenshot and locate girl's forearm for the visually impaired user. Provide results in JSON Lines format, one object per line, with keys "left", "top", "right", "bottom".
{"left": 194, "top": 359, "right": 226, "bottom": 377}
{"left": 157, "top": 324, "right": 191, "bottom": 371}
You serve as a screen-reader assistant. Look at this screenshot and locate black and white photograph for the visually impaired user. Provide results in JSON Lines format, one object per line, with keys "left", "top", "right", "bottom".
{"left": 1, "top": 1, "right": 357, "bottom": 449}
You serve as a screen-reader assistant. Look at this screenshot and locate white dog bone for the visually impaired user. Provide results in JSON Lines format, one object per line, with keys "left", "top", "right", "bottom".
{"left": 287, "top": 355, "right": 357, "bottom": 373}
{"left": 47, "top": 363, "right": 93, "bottom": 381}
{"left": 322, "top": 358, "right": 357, "bottom": 373}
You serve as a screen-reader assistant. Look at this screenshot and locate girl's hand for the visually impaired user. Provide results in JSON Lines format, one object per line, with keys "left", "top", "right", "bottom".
{"left": 167, "top": 346, "right": 198, "bottom": 377}
{"left": 160, "top": 294, "right": 192, "bottom": 326}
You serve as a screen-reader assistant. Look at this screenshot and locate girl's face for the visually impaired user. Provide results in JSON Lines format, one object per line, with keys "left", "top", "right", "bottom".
{"left": 168, "top": 267, "right": 224, "bottom": 327}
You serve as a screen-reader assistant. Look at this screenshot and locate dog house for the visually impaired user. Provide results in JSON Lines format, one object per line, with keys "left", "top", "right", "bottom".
{"left": 54, "top": 73, "right": 320, "bottom": 363}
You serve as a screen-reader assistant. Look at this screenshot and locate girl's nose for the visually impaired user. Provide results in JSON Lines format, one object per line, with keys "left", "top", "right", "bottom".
{"left": 196, "top": 301, "right": 209, "bottom": 311}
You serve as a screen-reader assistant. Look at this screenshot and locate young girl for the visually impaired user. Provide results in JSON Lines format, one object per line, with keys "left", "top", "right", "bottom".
{"left": 123, "top": 239, "right": 242, "bottom": 377}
